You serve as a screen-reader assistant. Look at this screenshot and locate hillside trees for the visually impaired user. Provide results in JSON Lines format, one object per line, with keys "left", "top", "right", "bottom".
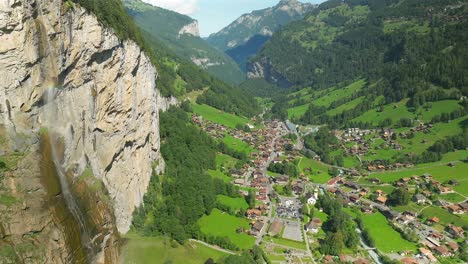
{"left": 132, "top": 107, "right": 241, "bottom": 243}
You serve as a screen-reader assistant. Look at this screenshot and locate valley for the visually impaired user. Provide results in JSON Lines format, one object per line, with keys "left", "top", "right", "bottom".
{"left": 0, "top": 0, "right": 467, "bottom": 264}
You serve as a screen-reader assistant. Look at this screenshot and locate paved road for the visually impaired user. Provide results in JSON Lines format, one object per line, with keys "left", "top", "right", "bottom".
{"left": 189, "top": 239, "right": 235, "bottom": 255}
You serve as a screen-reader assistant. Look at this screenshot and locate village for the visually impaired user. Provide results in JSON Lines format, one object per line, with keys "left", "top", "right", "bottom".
{"left": 191, "top": 113, "right": 467, "bottom": 264}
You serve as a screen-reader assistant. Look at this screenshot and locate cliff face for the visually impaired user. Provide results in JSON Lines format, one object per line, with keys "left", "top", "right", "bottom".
{"left": 247, "top": 57, "right": 292, "bottom": 88}
{"left": 178, "top": 21, "right": 200, "bottom": 37}
{"left": 0, "top": 0, "right": 174, "bottom": 262}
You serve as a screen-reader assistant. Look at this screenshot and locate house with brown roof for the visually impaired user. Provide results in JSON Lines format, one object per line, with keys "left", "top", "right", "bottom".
{"left": 446, "top": 242, "right": 459, "bottom": 252}
{"left": 447, "top": 204, "right": 464, "bottom": 214}
{"left": 446, "top": 224, "right": 464, "bottom": 238}
{"left": 401, "top": 258, "right": 418, "bottom": 264}
{"left": 353, "top": 258, "right": 370, "bottom": 264}
{"left": 434, "top": 245, "right": 453, "bottom": 257}
{"left": 252, "top": 221, "right": 264, "bottom": 233}
{"left": 376, "top": 196, "right": 388, "bottom": 205}
{"left": 427, "top": 216, "right": 439, "bottom": 224}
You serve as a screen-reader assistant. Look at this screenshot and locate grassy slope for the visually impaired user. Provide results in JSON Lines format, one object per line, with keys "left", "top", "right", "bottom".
{"left": 198, "top": 209, "right": 255, "bottom": 250}
{"left": 121, "top": 234, "right": 228, "bottom": 264}
{"left": 361, "top": 212, "right": 417, "bottom": 253}
{"left": 222, "top": 135, "right": 255, "bottom": 155}
{"left": 298, "top": 157, "right": 332, "bottom": 184}
{"left": 192, "top": 104, "right": 250, "bottom": 128}
{"left": 216, "top": 195, "right": 249, "bottom": 211}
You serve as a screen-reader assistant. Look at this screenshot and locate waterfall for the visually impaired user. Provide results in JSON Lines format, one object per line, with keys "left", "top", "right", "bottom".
{"left": 35, "top": 0, "right": 95, "bottom": 261}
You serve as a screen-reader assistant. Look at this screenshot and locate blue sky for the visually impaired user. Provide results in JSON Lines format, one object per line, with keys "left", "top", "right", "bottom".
{"left": 142, "top": 0, "right": 325, "bottom": 37}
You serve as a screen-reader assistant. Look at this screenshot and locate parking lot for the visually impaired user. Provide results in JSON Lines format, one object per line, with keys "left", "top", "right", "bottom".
{"left": 282, "top": 220, "right": 303, "bottom": 242}
{"left": 276, "top": 197, "right": 302, "bottom": 219}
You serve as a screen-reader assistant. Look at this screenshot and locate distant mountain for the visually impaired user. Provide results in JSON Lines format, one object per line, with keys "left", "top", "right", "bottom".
{"left": 249, "top": 0, "right": 468, "bottom": 96}
{"left": 123, "top": 0, "right": 245, "bottom": 85}
{"left": 207, "top": 0, "right": 315, "bottom": 70}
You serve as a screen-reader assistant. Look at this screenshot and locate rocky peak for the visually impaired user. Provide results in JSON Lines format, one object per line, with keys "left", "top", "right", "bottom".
{"left": 178, "top": 20, "right": 200, "bottom": 37}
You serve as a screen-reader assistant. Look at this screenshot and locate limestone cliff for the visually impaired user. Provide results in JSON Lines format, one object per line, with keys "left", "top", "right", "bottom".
{"left": 178, "top": 21, "right": 200, "bottom": 37}
{"left": 0, "top": 0, "right": 175, "bottom": 262}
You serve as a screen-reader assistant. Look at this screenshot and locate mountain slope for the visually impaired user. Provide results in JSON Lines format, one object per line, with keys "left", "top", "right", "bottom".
{"left": 207, "top": 0, "right": 315, "bottom": 70}
{"left": 249, "top": 0, "right": 468, "bottom": 99}
{"left": 123, "top": 0, "right": 246, "bottom": 85}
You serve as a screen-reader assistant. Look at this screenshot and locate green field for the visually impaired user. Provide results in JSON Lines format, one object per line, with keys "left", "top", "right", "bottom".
{"left": 216, "top": 195, "right": 249, "bottom": 212}
{"left": 420, "top": 207, "right": 468, "bottom": 229}
{"left": 121, "top": 235, "right": 228, "bottom": 264}
{"left": 288, "top": 104, "right": 310, "bottom": 119}
{"left": 353, "top": 99, "right": 463, "bottom": 126}
{"left": 298, "top": 157, "right": 332, "bottom": 184}
{"left": 311, "top": 79, "right": 365, "bottom": 108}
{"left": 215, "top": 154, "right": 238, "bottom": 170}
{"left": 352, "top": 98, "right": 413, "bottom": 125}
{"left": 266, "top": 237, "right": 307, "bottom": 250}
{"left": 326, "top": 96, "right": 365, "bottom": 116}
{"left": 361, "top": 212, "right": 417, "bottom": 253}
{"left": 367, "top": 159, "right": 468, "bottom": 196}
{"left": 287, "top": 79, "right": 365, "bottom": 119}
{"left": 192, "top": 104, "right": 250, "bottom": 128}
{"left": 198, "top": 209, "right": 255, "bottom": 250}
{"left": 222, "top": 135, "right": 255, "bottom": 155}
{"left": 208, "top": 170, "right": 232, "bottom": 183}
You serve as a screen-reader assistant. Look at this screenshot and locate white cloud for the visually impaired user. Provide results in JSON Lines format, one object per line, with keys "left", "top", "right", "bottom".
{"left": 142, "top": 0, "right": 199, "bottom": 15}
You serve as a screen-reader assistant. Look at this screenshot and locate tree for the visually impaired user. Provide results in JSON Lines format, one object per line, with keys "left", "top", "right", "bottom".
{"left": 388, "top": 188, "right": 410, "bottom": 206}
{"left": 247, "top": 189, "right": 256, "bottom": 209}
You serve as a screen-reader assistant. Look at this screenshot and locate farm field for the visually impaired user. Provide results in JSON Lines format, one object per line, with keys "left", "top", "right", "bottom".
{"left": 192, "top": 103, "right": 250, "bottom": 128}
{"left": 326, "top": 96, "right": 364, "bottom": 116}
{"left": 208, "top": 170, "right": 232, "bottom": 183}
{"left": 287, "top": 79, "right": 365, "bottom": 119}
{"left": 215, "top": 154, "right": 238, "bottom": 170}
{"left": 121, "top": 234, "right": 228, "bottom": 264}
{"left": 265, "top": 236, "right": 307, "bottom": 250}
{"left": 352, "top": 98, "right": 413, "bottom": 125}
{"left": 310, "top": 79, "right": 366, "bottom": 108}
{"left": 216, "top": 195, "right": 249, "bottom": 212}
{"left": 298, "top": 157, "right": 332, "bottom": 184}
{"left": 360, "top": 212, "right": 417, "bottom": 253}
{"left": 420, "top": 207, "right": 467, "bottom": 230}
{"left": 366, "top": 159, "right": 468, "bottom": 196}
{"left": 198, "top": 209, "right": 255, "bottom": 250}
{"left": 222, "top": 134, "right": 255, "bottom": 154}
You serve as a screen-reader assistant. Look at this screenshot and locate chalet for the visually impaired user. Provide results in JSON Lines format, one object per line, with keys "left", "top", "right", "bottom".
{"left": 383, "top": 210, "right": 400, "bottom": 220}
{"left": 246, "top": 209, "right": 262, "bottom": 219}
{"left": 429, "top": 231, "right": 444, "bottom": 240}
{"left": 422, "top": 173, "right": 433, "bottom": 180}
{"left": 425, "top": 237, "right": 440, "bottom": 247}
{"left": 434, "top": 245, "right": 453, "bottom": 257}
{"left": 427, "top": 216, "right": 440, "bottom": 224}
{"left": 349, "top": 194, "right": 361, "bottom": 203}
{"left": 323, "top": 255, "right": 334, "bottom": 263}
{"left": 413, "top": 194, "right": 427, "bottom": 204}
{"left": 292, "top": 185, "right": 304, "bottom": 195}
{"left": 361, "top": 205, "right": 373, "bottom": 214}
{"left": 446, "top": 242, "right": 459, "bottom": 252}
{"left": 376, "top": 196, "right": 388, "bottom": 205}
{"left": 353, "top": 258, "right": 370, "bottom": 264}
{"left": 345, "top": 182, "right": 361, "bottom": 190}
{"left": 459, "top": 201, "right": 468, "bottom": 212}
{"left": 402, "top": 211, "right": 417, "bottom": 221}
{"left": 234, "top": 179, "right": 245, "bottom": 185}
{"left": 375, "top": 190, "right": 385, "bottom": 197}
{"left": 446, "top": 225, "right": 464, "bottom": 238}
{"left": 339, "top": 254, "right": 348, "bottom": 263}
{"left": 252, "top": 221, "right": 264, "bottom": 233}
{"left": 419, "top": 248, "right": 437, "bottom": 262}
{"left": 369, "top": 178, "right": 381, "bottom": 184}
{"left": 438, "top": 186, "right": 454, "bottom": 194}
{"left": 401, "top": 258, "right": 418, "bottom": 264}
{"left": 306, "top": 219, "right": 322, "bottom": 233}
{"left": 447, "top": 204, "right": 463, "bottom": 214}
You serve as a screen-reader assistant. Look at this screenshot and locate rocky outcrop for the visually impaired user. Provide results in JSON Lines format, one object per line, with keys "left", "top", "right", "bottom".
{"left": 0, "top": 0, "right": 176, "bottom": 262}
{"left": 247, "top": 57, "right": 292, "bottom": 88}
{"left": 207, "top": 0, "right": 315, "bottom": 51}
{"left": 178, "top": 21, "right": 200, "bottom": 37}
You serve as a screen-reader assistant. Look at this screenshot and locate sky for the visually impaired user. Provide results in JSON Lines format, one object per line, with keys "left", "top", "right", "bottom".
{"left": 142, "top": 0, "right": 325, "bottom": 37}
